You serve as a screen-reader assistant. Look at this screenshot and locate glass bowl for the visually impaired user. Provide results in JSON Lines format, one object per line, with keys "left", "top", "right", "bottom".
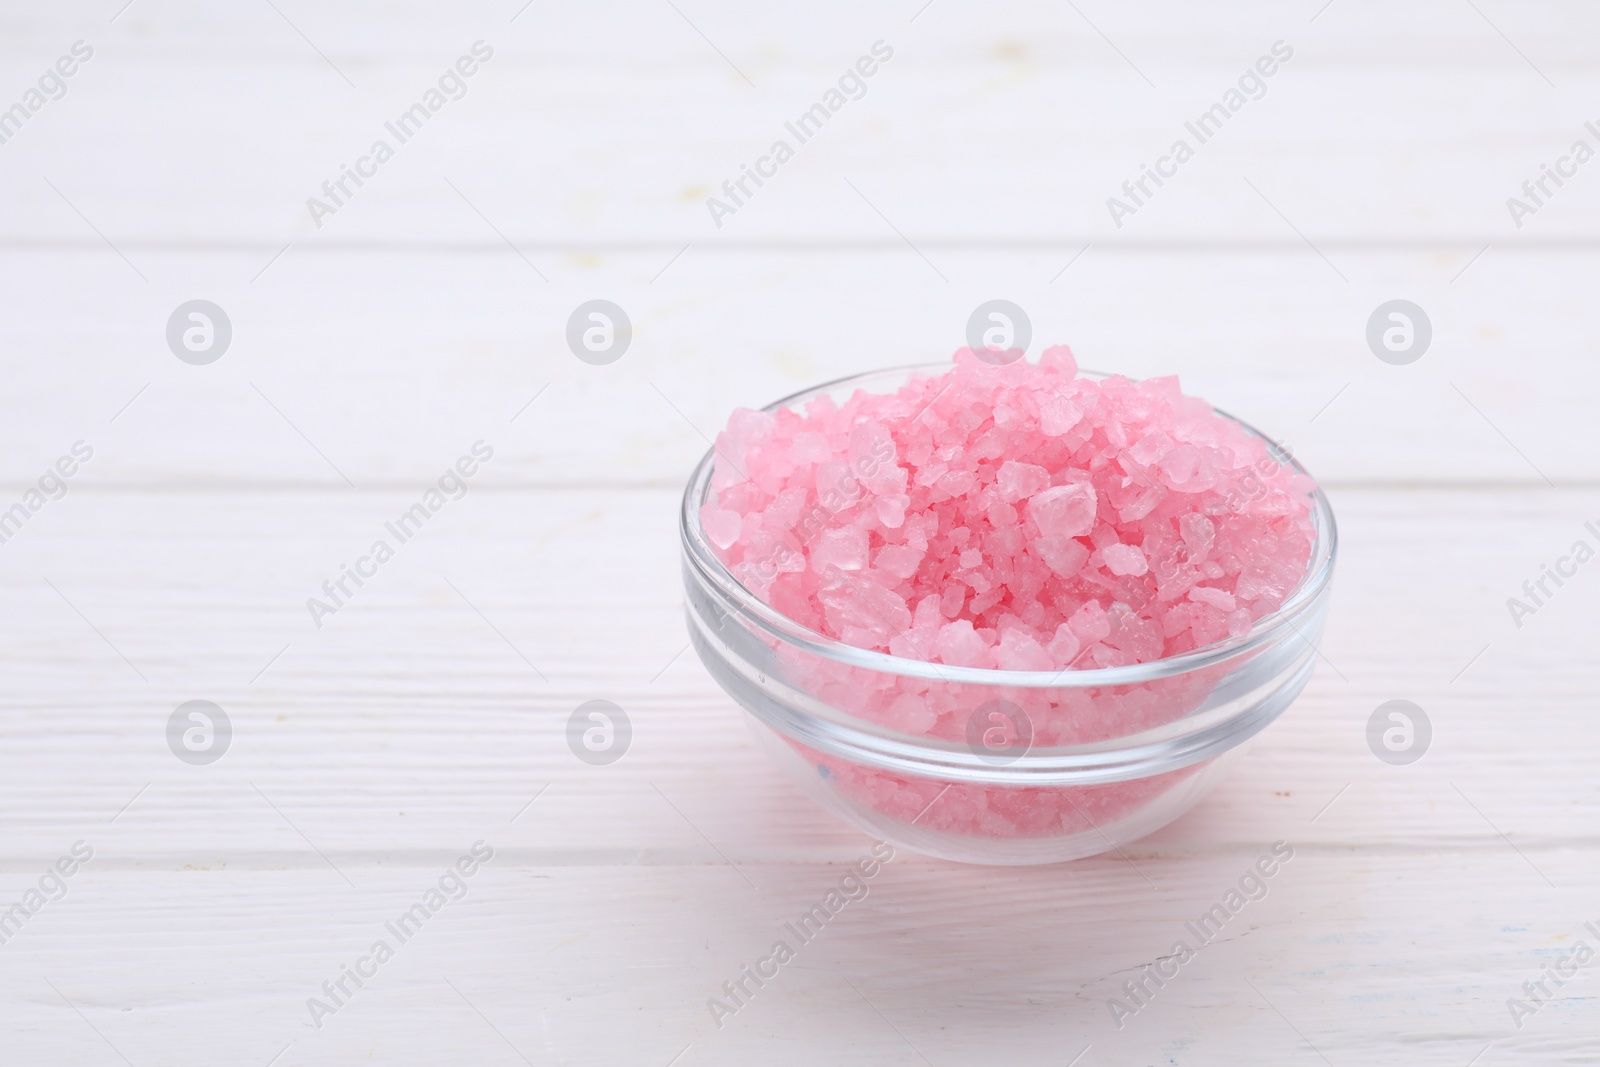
{"left": 679, "top": 363, "right": 1337, "bottom": 865}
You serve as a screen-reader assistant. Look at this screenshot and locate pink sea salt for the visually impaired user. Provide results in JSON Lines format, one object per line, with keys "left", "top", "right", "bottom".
{"left": 699, "top": 348, "right": 1320, "bottom": 846}
{"left": 703, "top": 347, "right": 1316, "bottom": 672}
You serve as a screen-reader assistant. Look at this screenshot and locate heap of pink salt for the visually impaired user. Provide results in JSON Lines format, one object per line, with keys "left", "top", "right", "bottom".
{"left": 702, "top": 347, "right": 1316, "bottom": 672}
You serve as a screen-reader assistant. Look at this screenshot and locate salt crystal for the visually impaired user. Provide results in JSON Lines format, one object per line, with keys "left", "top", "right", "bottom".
{"left": 1101, "top": 543, "right": 1148, "bottom": 577}
{"left": 1069, "top": 600, "right": 1112, "bottom": 644}
{"left": 995, "top": 627, "right": 1054, "bottom": 671}
{"left": 1046, "top": 621, "right": 1082, "bottom": 665}
{"left": 875, "top": 543, "right": 925, "bottom": 580}
{"left": 935, "top": 619, "right": 993, "bottom": 668}
{"left": 1040, "top": 396, "right": 1083, "bottom": 436}
{"left": 702, "top": 506, "right": 743, "bottom": 549}
{"left": 812, "top": 526, "right": 869, "bottom": 573}
{"left": 1033, "top": 535, "right": 1089, "bottom": 579}
{"left": 1029, "top": 483, "right": 1097, "bottom": 539}
{"left": 819, "top": 576, "right": 911, "bottom": 645}
{"left": 1188, "top": 585, "right": 1236, "bottom": 612}
{"left": 997, "top": 460, "right": 1051, "bottom": 502}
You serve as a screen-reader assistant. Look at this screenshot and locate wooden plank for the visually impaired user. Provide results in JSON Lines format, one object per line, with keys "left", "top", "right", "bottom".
{"left": 0, "top": 4, "right": 1598, "bottom": 244}
{"left": 0, "top": 247, "right": 1592, "bottom": 489}
{"left": 0, "top": 487, "right": 1591, "bottom": 861}
{"left": 0, "top": 855, "right": 1589, "bottom": 1065}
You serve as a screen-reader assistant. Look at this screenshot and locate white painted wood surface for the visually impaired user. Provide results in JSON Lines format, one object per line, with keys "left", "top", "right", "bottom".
{"left": 2, "top": 3, "right": 1597, "bottom": 1064}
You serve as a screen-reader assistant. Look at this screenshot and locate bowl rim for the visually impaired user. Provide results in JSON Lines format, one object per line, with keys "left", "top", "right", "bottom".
{"left": 679, "top": 360, "right": 1338, "bottom": 690}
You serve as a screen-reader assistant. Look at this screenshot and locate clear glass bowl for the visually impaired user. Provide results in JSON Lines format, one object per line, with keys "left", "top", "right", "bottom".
{"left": 679, "top": 364, "right": 1337, "bottom": 865}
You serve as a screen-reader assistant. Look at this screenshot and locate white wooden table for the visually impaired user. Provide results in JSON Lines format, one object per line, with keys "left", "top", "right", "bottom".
{"left": 2, "top": 2, "right": 1596, "bottom": 1063}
